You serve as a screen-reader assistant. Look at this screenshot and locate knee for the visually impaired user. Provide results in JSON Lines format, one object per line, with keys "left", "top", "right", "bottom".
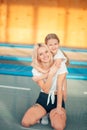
{"left": 52, "top": 121, "right": 66, "bottom": 130}
{"left": 21, "top": 118, "right": 31, "bottom": 127}
{"left": 21, "top": 118, "right": 36, "bottom": 127}
{"left": 21, "top": 119, "right": 29, "bottom": 127}
{"left": 54, "top": 120, "right": 66, "bottom": 130}
{"left": 52, "top": 124, "right": 64, "bottom": 130}
{"left": 50, "top": 117, "right": 66, "bottom": 130}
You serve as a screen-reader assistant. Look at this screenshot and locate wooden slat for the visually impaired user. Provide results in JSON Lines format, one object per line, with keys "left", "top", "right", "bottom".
{"left": 0, "top": 0, "right": 87, "bottom": 48}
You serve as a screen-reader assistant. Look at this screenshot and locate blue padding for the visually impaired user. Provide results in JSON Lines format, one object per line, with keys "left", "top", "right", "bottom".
{"left": 0, "top": 63, "right": 33, "bottom": 77}
{"left": 0, "top": 43, "right": 87, "bottom": 52}
{"left": 0, "top": 55, "right": 87, "bottom": 66}
{"left": 67, "top": 68, "right": 87, "bottom": 80}
{"left": 66, "top": 74, "right": 87, "bottom": 80}
{"left": 70, "top": 60, "right": 87, "bottom": 66}
{"left": 0, "top": 63, "right": 87, "bottom": 80}
{"left": 0, "top": 56, "right": 32, "bottom": 62}
{"left": 60, "top": 47, "right": 87, "bottom": 52}
{"left": 68, "top": 67, "right": 87, "bottom": 74}
{"left": 0, "top": 43, "right": 34, "bottom": 48}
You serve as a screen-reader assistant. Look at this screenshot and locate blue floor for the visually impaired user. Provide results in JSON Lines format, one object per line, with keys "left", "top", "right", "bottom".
{"left": 0, "top": 63, "right": 87, "bottom": 80}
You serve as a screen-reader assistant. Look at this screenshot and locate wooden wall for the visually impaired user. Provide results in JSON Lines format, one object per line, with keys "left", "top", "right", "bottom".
{"left": 0, "top": 0, "right": 87, "bottom": 48}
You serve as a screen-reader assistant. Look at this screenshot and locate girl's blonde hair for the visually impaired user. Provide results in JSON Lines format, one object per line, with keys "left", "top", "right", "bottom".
{"left": 45, "top": 33, "right": 60, "bottom": 44}
{"left": 31, "top": 43, "right": 53, "bottom": 68}
{"left": 45, "top": 33, "right": 69, "bottom": 66}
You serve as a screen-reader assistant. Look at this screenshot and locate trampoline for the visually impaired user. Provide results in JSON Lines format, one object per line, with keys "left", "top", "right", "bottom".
{"left": 0, "top": 44, "right": 87, "bottom": 130}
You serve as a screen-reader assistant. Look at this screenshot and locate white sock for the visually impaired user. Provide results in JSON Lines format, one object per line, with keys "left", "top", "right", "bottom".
{"left": 41, "top": 114, "right": 49, "bottom": 125}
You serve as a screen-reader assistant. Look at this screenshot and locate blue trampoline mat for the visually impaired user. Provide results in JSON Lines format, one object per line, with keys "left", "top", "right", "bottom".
{"left": 0, "top": 63, "right": 87, "bottom": 80}
{"left": 0, "top": 43, "right": 87, "bottom": 52}
{"left": 0, "top": 55, "right": 87, "bottom": 66}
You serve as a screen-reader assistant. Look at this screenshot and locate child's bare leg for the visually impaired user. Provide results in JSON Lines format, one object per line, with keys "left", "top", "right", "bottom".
{"left": 62, "top": 78, "right": 67, "bottom": 102}
{"left": 21, "top": 104, "right": 46, "bottom": 127}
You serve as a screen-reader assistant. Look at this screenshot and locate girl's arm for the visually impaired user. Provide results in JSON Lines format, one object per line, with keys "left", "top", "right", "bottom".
{"left": 32, "top": 63, "right": 49, "bottom": 73}
{"left": 62, "top": 78, "right": 67, "bottom": 102}
{"left": 32, "top": 73, "right": 48, "bottom": 82}
{"left": 57, "top": 73, "right": 66, "bottom": 114}
{"left": 36, "top": 64, "right": 58, "bottom": 93}
{"left": 32, "top": 59, "right": 62, "bottom": 82}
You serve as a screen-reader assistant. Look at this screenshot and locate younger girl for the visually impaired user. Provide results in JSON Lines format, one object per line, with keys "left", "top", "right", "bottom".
{"left": 32, "top": 33, "right": 69, "bottom": 103}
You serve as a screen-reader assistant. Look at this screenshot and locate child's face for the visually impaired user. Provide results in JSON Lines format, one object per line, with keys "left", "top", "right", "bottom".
{"left": 46, "top": 39, "right": 59, "bottom": 55}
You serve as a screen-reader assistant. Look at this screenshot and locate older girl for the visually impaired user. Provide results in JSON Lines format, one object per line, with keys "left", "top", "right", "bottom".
{"left": 21, "top": 44, "right": 67, "bottom": 130}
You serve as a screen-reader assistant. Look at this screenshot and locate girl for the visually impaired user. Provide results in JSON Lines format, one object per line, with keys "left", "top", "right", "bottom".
{"left": 32, "top": 33, "right": 69, "bottom": 103}
{"left": 21, "top": 44, "right": 67, "bottom": 130}
{"left": 45, "top": 33, "right": 69, "bottom": 102}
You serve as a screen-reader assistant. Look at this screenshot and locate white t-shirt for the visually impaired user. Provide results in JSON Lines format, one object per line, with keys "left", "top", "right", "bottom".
{"left": 54, "top": 49, "right": 67, "bottom": 63}
{"left": 32, "top": 61, "right": 68, "bottom": 105}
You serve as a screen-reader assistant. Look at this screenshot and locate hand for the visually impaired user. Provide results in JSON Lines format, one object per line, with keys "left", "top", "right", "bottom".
{"left": 32, "top": 76, "right": 40, "bottom": 82}
{"left": 56, "top": 107, "right": 65, "bottom": 115}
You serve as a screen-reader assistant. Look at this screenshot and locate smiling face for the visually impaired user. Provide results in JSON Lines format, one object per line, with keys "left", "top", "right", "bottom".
{"left": 47, "top": 38, "right": 59, "bottom": 55}
{"left": 45, "top": 33, "right": 60, "bottom": 56}
{"left": 32, "top": 44, "right": 53, "bottom": 68}
{"left": 37, "top": 46, "right": 51, "bottom": 63}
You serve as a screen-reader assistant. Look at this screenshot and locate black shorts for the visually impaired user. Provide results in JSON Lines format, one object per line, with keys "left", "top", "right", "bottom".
{"left": 36, "top": 92, "right": 65, "bottom": 113}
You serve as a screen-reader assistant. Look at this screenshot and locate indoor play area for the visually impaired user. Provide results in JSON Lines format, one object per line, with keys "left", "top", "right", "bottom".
{"left": 0, "top": 0, "right": 87, "bottom": 130}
